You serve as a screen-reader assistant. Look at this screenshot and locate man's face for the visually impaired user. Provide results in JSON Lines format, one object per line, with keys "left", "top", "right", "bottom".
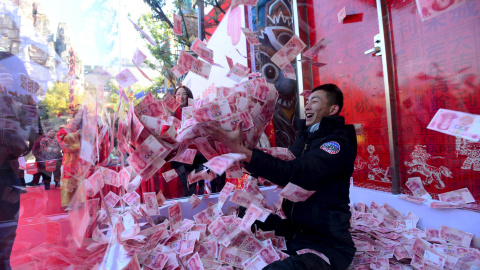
{"left": 304, "top": 90, "right": 337, "bottom": 127}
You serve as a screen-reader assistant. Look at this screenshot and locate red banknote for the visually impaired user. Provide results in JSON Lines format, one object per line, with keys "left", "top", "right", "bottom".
{"left": 241, "top": 27, "right": 261, "bottom": 45}
{"left": 204, "top": 153, "right": 246, "bottom": 175}
{"left": 173, "top": 14, "right": 182, "bottom": 35}
{"left": 279, "top": 182, "right": 315, "bottom": 202}
{"left": 226, "top": 63, "right": 250, "bottom": 82}
{"left": 127, "top": 135, "right": 168, "bottom": 174}
{"left": 302, "top": 37, "right": 332, "bottom": 59}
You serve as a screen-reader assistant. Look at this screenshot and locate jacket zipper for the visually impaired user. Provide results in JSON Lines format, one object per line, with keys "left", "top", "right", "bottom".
{"left": 302, "top": 143, "right": 308, "bottom": 155}
{"left": 292, "top": 142, "right": 309, "bottom": 239}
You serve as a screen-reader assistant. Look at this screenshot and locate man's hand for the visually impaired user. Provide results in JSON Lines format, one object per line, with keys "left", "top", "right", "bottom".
{"left": 203, "top": 121, "right": 252, "bottom": 163}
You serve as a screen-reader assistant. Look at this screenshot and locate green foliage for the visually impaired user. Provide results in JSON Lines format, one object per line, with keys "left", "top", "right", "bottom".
{"left": 146, "top": 76, "right": 166, "bottom": 98}
{"left": 36, "top": 100, "right": 49, "bottom": 120}
{"left": 44, "top": 82, "right": 74, "bottom": 117}
{"left": 136, "top": 0, "right": 228, "bottom": 90}
{"left": 104, "top": 80, "right": 119, "bottom": 113}
{"left": 136, "top": 0, "right": 200, "bottom": 89}
{"left": 136, "top": 11, "right": 182, "bottom": 90}
{"left": 99, "top": 77, "right": 165, "bottom": 112}
{"left": 129, "top": 83, "right": 149, "bottom": 105}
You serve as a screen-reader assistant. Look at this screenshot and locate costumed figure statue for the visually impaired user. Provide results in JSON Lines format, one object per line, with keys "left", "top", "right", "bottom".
{"left": 56, "top": 108, "right": 90, "bottom": 208}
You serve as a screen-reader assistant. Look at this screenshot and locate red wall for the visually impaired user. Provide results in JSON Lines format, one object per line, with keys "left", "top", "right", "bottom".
{"left": 300, "top": 0, "right": 480, "bottom": 200}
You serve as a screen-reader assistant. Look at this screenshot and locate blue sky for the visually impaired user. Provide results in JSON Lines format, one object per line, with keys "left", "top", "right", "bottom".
{"left": 40, "top": 0, "right": 153, "bottom": 67}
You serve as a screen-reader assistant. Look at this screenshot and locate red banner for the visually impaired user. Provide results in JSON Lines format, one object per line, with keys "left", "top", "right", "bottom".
{"left": 26, "top": 162, "right": 38, "bottom": 175}
{"left": 45, "top": 160, "right": 57, "bottom": 172}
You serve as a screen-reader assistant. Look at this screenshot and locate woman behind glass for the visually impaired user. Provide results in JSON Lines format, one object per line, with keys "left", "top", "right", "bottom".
{"left": 170, "top": 86, "right": 207, "bottom": 197}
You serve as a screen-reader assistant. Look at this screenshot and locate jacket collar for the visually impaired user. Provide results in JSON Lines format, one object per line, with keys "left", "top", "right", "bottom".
{"left": 297, "top": 115, "right": 347, "bottom": 141}
{"left": 297, "top": 115, "right": 346, "bottom": 131}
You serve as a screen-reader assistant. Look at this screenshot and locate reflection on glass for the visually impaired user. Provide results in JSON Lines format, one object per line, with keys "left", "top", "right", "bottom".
{"left": 0, "top": 51, "right": 41, "bottom": 269}
{"left": 1, "top": 0, "right": 240, "bottom": 268}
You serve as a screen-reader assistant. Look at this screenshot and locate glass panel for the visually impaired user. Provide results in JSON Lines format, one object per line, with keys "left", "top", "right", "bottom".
{"left": 0, "top": 1, "right": 232, "bottom": 268}
{"left": 387, "top": 0, "right": 480, "bottom": 200}
{"left": 298, "top": 0, "right": 393, "bottom": 192}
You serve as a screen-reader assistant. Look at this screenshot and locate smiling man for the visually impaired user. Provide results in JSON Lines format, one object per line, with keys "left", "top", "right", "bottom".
{"left": 205, "top": 84, "right": 358, "bottom": 270}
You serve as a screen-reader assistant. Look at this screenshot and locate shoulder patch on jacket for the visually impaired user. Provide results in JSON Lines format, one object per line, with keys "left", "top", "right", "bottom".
{"left": 320, "top": 141, "right": 340, "bottom": 154}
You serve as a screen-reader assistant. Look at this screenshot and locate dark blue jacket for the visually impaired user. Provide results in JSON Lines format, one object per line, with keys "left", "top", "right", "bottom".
{"left": 246, "top": 115, "right": 357, "bottom": 270}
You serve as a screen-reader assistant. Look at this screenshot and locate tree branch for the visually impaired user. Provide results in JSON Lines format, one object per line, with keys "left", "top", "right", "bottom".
{"left": 214, "top": 0, "right": 226, "bottom": 14}
{"left": 173, "top": 38, "right": 189, "bottom": 46}
{"left": 178, "top": 9, "right": 190, "bottom": 42}
{"left": 162, "top": 67, "right": 177, "bottom": 90}
{"left": 144, "top": 0, "right": 174, "bottom": 29}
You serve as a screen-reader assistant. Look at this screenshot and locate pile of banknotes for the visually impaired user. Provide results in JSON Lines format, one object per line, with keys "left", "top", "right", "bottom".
{"left": 80, "top": 175, "right": 480, "bottom": 270}
{"left": 81, "top": 178, "right": 316, "bottom": 269}
{"left": 349, "top": 200, "right": 479, "bottom": 270}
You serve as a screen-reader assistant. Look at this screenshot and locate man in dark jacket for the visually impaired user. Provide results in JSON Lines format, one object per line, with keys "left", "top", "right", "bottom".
{"left": 0, "top": 52, "right": 42, "bottom": 270}
{"left": 205, "top": 84, "right": 357, "bottom": 270}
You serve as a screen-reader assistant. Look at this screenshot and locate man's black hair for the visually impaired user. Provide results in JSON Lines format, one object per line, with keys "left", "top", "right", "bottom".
{"left": 312, "top": 83, "right": 343, "bottom": 115}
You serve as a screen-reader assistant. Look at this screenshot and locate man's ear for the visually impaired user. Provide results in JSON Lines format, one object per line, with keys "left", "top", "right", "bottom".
{"left": 329, "top": 104, "right": 339, "bottom": 116}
